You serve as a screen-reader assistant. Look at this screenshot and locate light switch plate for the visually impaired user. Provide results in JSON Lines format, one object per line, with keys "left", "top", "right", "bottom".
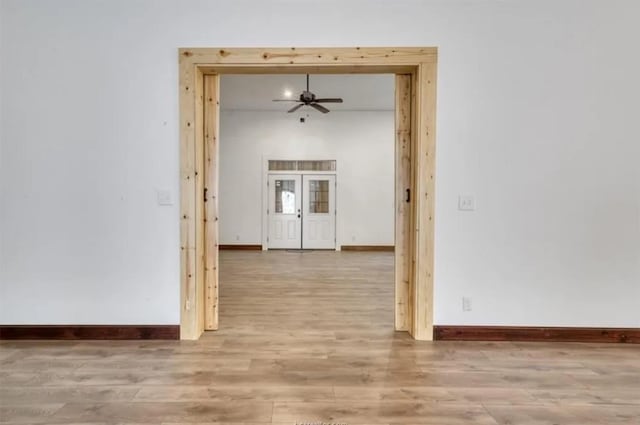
{"left": 458, "top": 195, "right": 475, "bottom": 211}
{"left": 157, "top": 189, "right": 173, "bottom": 206}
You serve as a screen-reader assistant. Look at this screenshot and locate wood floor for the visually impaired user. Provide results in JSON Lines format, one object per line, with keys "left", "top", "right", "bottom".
{"left": 1, "top": 251, "right": 639, "bottom": 424}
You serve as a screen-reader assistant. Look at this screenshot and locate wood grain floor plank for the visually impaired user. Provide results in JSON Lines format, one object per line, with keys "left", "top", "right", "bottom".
{"left": 528, "top": 388, "right": 640, "bottom": 406}
{"left": 483, "top": 404, "right": 588, "bottom": 425}
{"left": 0, "top": 386, "right": 140, "bottom": 406}
{"left": 134, "top": 385, "right": 334, "bottom": 402}
{"left": 272, "top": 401, "right": 499, "bottom": 424}
{"left": 50, "top": 402, "right": 273, "bottom": 423}
{"left": 0, "top": 403, "right": 65, "bottom": 423}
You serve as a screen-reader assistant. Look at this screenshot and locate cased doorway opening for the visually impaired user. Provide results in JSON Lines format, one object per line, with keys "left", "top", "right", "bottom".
{"left": 178, "top": 47, "right": 438, "bottom": 341}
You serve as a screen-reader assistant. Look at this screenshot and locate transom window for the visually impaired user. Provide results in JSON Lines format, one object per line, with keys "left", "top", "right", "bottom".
{"left": 269, "top": 160, "right": 336, "bottom": 172}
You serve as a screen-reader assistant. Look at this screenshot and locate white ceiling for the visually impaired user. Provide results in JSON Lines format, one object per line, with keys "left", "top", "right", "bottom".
{"left": 220, "top": 74, "right": 394, "bottom": 111}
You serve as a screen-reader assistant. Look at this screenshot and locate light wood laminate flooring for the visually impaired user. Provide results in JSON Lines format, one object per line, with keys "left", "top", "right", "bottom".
{"left": 1, "top": 251, "right": 639, "bottom": 424}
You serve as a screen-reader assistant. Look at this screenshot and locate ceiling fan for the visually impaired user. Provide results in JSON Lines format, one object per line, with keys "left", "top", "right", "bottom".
{"left": 272, "top": 74, "right": 343, "bottom": 113}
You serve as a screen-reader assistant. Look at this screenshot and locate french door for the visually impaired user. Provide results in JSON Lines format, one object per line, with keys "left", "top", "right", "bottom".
{"left": 302, "top": 175, "right": 336, "bottom": 249}
{"left": 267, "top": 174, "right": 336, "bottom": 249}
{"left": 267, "top": 174, "right": 302, "bottom": 249}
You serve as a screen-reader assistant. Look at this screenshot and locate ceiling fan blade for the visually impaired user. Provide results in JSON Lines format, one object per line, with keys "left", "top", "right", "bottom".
{"left": 314, "top": 98, "right": 343, "bottom": 103}
{"left": 287, "top": 103, "right": 305, "bottom": 113}
{"left": 310, "top": 103, "right": 330, "bottom": 114}
{"left": 273, "top": 99, "right": 300, "bottom": 102}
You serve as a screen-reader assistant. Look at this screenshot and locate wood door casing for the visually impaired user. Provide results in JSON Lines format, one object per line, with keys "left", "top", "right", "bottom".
{"left": 180, "top": 47, "right": 438, "bottom": 340}
{"left": 203, "top": 74, "right": 220, "bottom": 331}
{"left": 394, "top": 74, "right": 412, "bottom": 332}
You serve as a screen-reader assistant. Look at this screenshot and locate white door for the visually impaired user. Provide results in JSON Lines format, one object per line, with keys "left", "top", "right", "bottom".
{"left": 268, "top": 174, "right": 302, "bottom": 249}
{"left": 302, "top": 175, "right": 336, "bottom": 249}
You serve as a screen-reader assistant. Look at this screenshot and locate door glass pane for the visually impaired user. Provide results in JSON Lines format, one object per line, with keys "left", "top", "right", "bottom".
{"left": 309, "top": 180, "right": 329, "bottom": 213}
{"left": 275, "top": 180, "right": 295, "bottom": 214}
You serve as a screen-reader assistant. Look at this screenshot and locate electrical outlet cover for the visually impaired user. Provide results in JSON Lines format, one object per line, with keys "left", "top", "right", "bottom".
{"left": 462, "top": 297, "right": 472, "bottom": 311}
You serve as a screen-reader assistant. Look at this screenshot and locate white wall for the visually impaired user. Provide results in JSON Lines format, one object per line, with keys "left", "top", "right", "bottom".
{"left": 218, "top": 109, "right": 395, "bottom": 247}
{"left": 1, "top": 0, "right": 638, "bottom": 327}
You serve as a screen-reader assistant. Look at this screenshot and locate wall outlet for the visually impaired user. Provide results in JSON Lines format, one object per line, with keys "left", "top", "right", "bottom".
{"left": 235, "top": 235, "right": 240, "bottom": 241}
{"left": 351, "top": 235, "right": 356, "bottom": 242}
{"left": 458, "top": 195, "right": 475, "bottom": 211}
{"left": 462, "top": 297, "right": 472, "bottom": 312}
{"left": 157, "top": 189, "right": 173, "bottom": 206}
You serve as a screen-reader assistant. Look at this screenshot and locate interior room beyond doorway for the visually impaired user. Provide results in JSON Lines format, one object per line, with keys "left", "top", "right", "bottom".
{"left": 217, "top": 73, "right": 396, "bottom": 333}
{"left": 219, "top": 74, "right": 396, "bottom": 253}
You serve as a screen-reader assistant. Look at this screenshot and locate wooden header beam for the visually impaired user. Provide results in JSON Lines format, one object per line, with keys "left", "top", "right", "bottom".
{"left": 180, "top": 47, "right": 436, "bottom": 66}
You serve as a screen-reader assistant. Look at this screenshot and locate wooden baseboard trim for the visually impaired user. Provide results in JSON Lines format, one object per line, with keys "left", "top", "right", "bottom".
{"left": 219, "top": 244, "right": 262, "bottom": 250}
{"left": 0, "top": 325, "right": 180, "bottom": 340}
{"left": 341, "top": 245, "right": 395, "bottom": 252}
{"left": 434, "top": 325, "right": 640, "bottom": 344}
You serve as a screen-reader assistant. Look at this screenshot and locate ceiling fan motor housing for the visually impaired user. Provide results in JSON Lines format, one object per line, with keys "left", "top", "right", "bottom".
{"left": 300, "top": 91, "right": 315, "bottom": 103}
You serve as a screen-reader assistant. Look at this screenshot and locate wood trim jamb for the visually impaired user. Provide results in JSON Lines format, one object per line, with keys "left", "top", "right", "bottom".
{"left": 198, "top": 65, "right": 418, "bottom": 75}
{"left": 195, "top": 67, "right": 205, "bottom": 335}
{"left": 410, "top": 62, "right": 437, "bottom": 340}
{"left": 0, "top": 326, "right": 180, "bottom": 340}
{"left": 394, "top": 74, "right": 412, "bottom": 332}
{"left": 434, "top": 326, "right": 640, "bottom": 343}
{"left": 203, "top": 74, "right": 220, "bottom": 331}
{"left": 179, "top": 55, "right": 200, "bottom": 340}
